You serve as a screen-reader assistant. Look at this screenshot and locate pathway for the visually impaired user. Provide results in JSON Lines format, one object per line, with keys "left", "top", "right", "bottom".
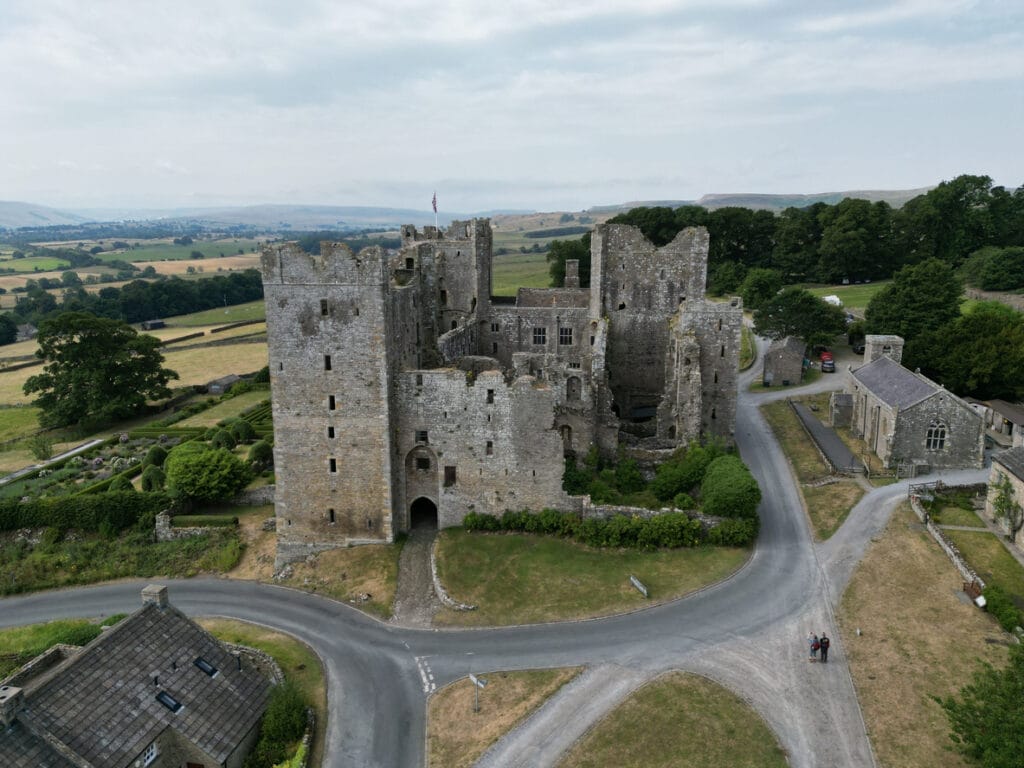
{"left": 790, "top": 400, "right": 860, "bottom": 472}
{"left": 390, "top": 521, "right": 443, "bottom": 628}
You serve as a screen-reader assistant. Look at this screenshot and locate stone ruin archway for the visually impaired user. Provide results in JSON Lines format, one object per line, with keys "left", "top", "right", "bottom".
{"left": 410, "top": 497, "right": 438, "bottom": 529}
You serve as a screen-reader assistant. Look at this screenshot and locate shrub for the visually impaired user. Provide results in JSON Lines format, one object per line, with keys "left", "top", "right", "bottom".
{"left": 983, "top": 585, "right": 1022, "bottom": 632}
{"left": 165, "top": 444, "right": 252, "bottom": 504}
{"left": 244, "top": 680, "right": 307, "bottom": 768}
{"left": 701, "top": 456, "right": 761, "bottom": 518}
{"left": 706, "top": 517, "right": 760, "bottom": 546}
{"left": 613, "top": 458, "right": 645, "bottom": 494}
{"left": 228, "top": 419, "right": 256, "bottom": 444}
{"left": 248, "top": 440, "right": 273, "bottom": 469}
{"left": 210, "top": 428, "right": 236, "bottom": 450}
{"left": 253, "top": 365, "right": 270, "bottom": 383}
{"left": 650, "top": 441, "right": 728, "bottom": 501}
{"left": 108, "top": 475, "right": 136, "bottom": 493}
{"left": 144, "top": 445, "right": 168, "bottom": 467}
{"left": 141, "top": 465, "right": 166, "bottom": 492}
{"left": 26, "top": 434, "right": 54, "bottom": 461}
{"left": 672, "top": 493, "right": 695, "bottom": 510}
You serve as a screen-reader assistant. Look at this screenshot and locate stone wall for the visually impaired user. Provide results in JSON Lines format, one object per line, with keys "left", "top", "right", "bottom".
{"left": 229, "top": 485, "right": 276, "bottom": 506}
{"left": 985, "top": 451, "right": 1024, "bottom": 546}
{"left": 909, "top": 492, "right": 985, "bottom": 587}
{"left": 1, "top": 645, "right": 80, "bottom": 688}
{"left": 894, "top": 393, "right": 985, "bottom": 470}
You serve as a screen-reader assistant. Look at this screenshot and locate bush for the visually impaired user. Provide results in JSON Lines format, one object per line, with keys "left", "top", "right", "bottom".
{"left": 141, "top": 465, "right": 166, "bottom": 492}
{"left": 108, "top": 475, "right": 136, "bottom": 493}
{"left": 144, "top": 445, "right": 168, "bottom": 467}
{"left": 705, "top": 517, "right": 760, "bottom": 546}
{"left": 982, "top": 585, "right": 1022, "bottom": 632}
{"left": 650, "top": 441, "right": 727, "bottom": 501}
{"left": 210, "top": 428, "right": 236, "bottom": 450}
{"left": 701, "top": 456, "right": 761, "bottom": 519}
{"left": 248, "top": 440, "right": 273, "bottom": 469}
{"left": 244, "top": 680, "right": 307, "bottom": 768}
{"left": 253, "top": 365, "right": 270, "bottom": 383}
{"left": 165, "top": 443, "right": 252, "bottom": 503}
{"left": 614, "top": 458, "right": 645, "bottom": 494}
{"left": 0, "top": 492, "right": 169, "bottom": 533}
{"left": 228, "top": 419, "right": 256, "bottom": 444}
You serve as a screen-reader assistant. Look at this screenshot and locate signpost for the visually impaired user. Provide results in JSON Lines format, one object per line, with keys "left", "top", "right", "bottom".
{"left": 469, "top": 673, "right": 488, "bottom": 713}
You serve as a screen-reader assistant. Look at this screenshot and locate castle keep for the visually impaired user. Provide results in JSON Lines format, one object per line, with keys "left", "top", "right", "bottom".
{"left": 261, "top": 220, "right": 742, "bottom": 565}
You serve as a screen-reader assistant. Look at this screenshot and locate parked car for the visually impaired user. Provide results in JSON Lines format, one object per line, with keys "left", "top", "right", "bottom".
{"left": 822, "top": 359, "right": 836, "bottom": 373}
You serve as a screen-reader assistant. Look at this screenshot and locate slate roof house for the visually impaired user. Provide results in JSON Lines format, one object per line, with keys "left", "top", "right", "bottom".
{"left": 762, "top": 336, "right": 805, "bottom": 387}
{"left": 845, "top": 336, "right": 984, "bottom": 473}
{"left": 0, "top": 585, "right": 270, "bottom": 768}
{"left": 986, "top": 446, "right": 1024, "bottom": 546}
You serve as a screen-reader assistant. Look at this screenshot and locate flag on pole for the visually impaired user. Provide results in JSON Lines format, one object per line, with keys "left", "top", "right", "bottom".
{"left": 432, "top": 191, "right": 437, "bottom": 213}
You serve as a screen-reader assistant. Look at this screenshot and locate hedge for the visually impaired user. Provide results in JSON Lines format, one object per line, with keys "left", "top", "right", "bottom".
{"left": 0, "top": 492, "right": 170, "bottom": 533}
{"left": 983, "top": 585, "right": 1023, "bottom": 633}
{"left": 463, "top": 508, "right": 758, "bottom": 549}
{"left": 700, "top": 455, "right": 762, "bottom": 519}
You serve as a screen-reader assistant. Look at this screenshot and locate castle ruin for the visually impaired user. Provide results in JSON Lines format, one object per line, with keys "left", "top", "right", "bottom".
{"left": 261, "top": 220, "right": 742, "bottom": 565}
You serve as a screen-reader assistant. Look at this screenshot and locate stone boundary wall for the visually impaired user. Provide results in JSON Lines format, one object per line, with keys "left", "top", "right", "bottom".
{"left": 220, "top": 641, "right": 284, "bottom": 684}
{"left": 430, "top": 539, "right": 476, "bottom": 611}
{"left": 229, "top": 485, "right": 276, "bottom": 506}
{"left": 909, "top": 493, "right": 985, "bottom": 589}
{"left": 0, "top": 644, "right": 81, "bottom": 687}
{"left": 155, "top": 512, "right": 217, "bottom": 542}
{"left": 580, "top": 498, "right": 725, "bottom": 530}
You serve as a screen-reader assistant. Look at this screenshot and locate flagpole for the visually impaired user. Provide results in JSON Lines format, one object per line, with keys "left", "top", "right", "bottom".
{"left": 433, "top": 190, "right": 438, "bottom": 230}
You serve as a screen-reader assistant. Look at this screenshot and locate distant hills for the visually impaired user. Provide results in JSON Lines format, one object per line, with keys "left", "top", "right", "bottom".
{"left": 0, "top": 187, "right": 935, "bottom": 231}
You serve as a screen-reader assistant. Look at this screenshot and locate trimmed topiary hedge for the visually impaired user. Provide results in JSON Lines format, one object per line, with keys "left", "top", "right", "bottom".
{"left": 0, "top": 491, "right": 170, "bottom": 533}
{"left": 463, "top": 508, "right": 758, "bottom": 549}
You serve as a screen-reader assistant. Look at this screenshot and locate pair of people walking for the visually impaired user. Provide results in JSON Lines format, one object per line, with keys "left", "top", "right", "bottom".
{"left": 807, "top": 632, "right": 830, "bottom": 663}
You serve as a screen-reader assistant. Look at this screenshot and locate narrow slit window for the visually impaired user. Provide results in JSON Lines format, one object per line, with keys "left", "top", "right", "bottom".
{"left": 320, "top": 299, "right": 329, "bottom": 316}
{"left": 444, "top": 466, "right": 457, "bottom": 486}
{"left": 329, "top": 508, "right": 336, "bottom": 524}
{"left": 329, "top": 458, "right": 337, "bottom": 473}
{"left": 486, "top": 389, "right": 494, "bottom": 404}
{"left": 486, "top": 440, "right": 493, "bottom": 456}
{"left": 327, "top": 426, "right": 335, "bottom": 439}
{"left": 324, "top": 355, "right": 332, "bottom": 371}
{"left": 328, "top": 395, "right": 336, "bottom": 411}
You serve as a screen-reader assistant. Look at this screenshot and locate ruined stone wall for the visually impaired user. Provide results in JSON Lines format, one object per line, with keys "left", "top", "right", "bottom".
{"left": 683, "top": 298, "right": 743, "bottom": 443}
{"left": 394, "top": 368, "right": 569, "bottom": 528}
{"left": 894, "top": 393, "right": 985, "bottom": 470}
{"left": 261, "top": 242, "right": 395, "bottom": 565}
{"left": 484, "top": 305, "right": 593, "bottom": 370}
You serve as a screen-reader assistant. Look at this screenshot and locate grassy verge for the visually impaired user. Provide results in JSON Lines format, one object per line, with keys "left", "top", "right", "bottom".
{"left": 0, "top": 407, "right": 43, "bottom": 443}
{"left": 197, "top": 618, "right": 326, "bottom": 768}
{"left": 164, "top": 299, "right": 266, "bottom": 326}
{"left": 837, "top": 503, "right": 1010, "bottom": 768}
{"left": 0, "top": 529, "right": 243, "bottom": 596}
{"left": 801, "top": 480, "right": 865, "bottom": 540}
{"left": 428, "top": 668, "right": 580, "bottom": 768}
{"left": 557, "top": 671, "right": 787, "bottom": 768}
{"left": 279, "top": 541, "right": 404, "bottom": 619}
{"left": 944, "top": 529, "right": 1024, "bottom": 601}
{"left": 434, "top": 530, "right": 749, "bottom": 627}
{"left": 739, "top": 325, "right": 755, "bottom": 370}
{"left": 0, "top": 615, "right": 124, "bottom": 679}
{"left": 933, "top": 505, "right": 986, "bottom": 528}
{"left": 175, "top": 390, "right": 269, "bottom": 427}
{"left": 803, "top": 281, "right": 889, "bottom": 312}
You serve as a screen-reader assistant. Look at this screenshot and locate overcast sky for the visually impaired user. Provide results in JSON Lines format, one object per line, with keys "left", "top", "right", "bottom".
{"left": 2, "top": 0, "right": 1022, "bottom": 213}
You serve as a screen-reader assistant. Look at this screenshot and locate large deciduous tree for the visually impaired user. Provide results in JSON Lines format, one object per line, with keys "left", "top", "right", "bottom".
{"left": 23, "top": 312, "right": 178, "bottom": 428}
{"left": 546, "top": 233, "right": 591, "bottom": 287}
{"left": 753, "top": 287, "right": 847, "bottom": 348}
{"left": 865, "top": 258, "right": 962, "bottom": 343}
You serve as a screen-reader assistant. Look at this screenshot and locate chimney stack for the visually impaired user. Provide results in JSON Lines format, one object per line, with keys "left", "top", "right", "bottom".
{"left": 142, "top": 584, "right": 169, "bottom": 609}
{"left": 0, "top": 685, "right": 24, "bottom": 727}
{"left": 564, "top": 260, "right": 580, "bottom": 289}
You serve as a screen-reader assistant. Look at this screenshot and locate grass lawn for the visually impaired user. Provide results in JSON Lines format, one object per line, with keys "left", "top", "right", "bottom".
{"left": 161, "top": 339, "right": 268, "bottom": 387}
{"left": 428, "top": 668, "right": 580, "bottom": 768}
{"left": 434, "top": 530, "right": 749, "bottom": 626}
{"left": 837, "top": 503, "right": 1010, "bottom": 768}
{"left": 0, "top": 406, "right": 42, "bottom": 442}
{"left": 557, "top": 672, "right": 787, "bottom": 768}
{"left": 279, "top": 541, "right": 404, "bottom": 619}
{"left": 802, "top": 480, "right": 865, "bottom": 540}
{"left": 739, "top": 325, "right": 755, "bottom": 370}
{"left": 197, "top": 618, "right": 326, "bottom": 768}
{"left": 0, "top": 363, "right": 45, "bottom": 405}
{"left": 0, "top": 529, "right": 243, "bottom": 596}
{"left": 85, "top": 238, "right": 262, "bottom": 263}
{"left": 0, "top": 615, "right": 124, "bottom": 680}
{"left": 944, "top": 528, "right": 1024, "bottom": 603}
{"left": 760, "top": 400, "right": 830, "bottom": 483}
{"left": 0, "top": 255, "right": 71, "bottom": 272}
{"left": 176, "top": 391, "right": 269, "bottom": 427}
{"left": 492, "top": 252, "right": 551, "bottom": 296}
{"left": 933, "top": 505, "right": 986, "bottom": 528}
{"left": 163, "top": 299, "right": 266, "bottom": 327}
{"left": 803, "top": 281, "right": 889, "bottom": 312}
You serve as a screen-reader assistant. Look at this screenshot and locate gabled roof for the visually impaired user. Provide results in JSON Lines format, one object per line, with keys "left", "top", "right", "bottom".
{"left": 995, "top": 446, "right": 1024, "bottom": 481}
{"left": 851, "top": 355, "right": 940, "bottom": 409}
{"left": 768, "top": 336, "right": 805, "bottom": 358}
{"left": 4, "top": 597, "right": 269, "bottom": 768}
{"left": 988, "top": 400, "right": 1024, "bottom": 426}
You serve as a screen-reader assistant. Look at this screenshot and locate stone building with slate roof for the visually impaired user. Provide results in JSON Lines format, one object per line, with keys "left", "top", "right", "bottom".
{"left": 986, "top": 446, "right": 1024, "bottom": 546}
{"left": 0, "top": 585, "right": 270, "bottom": 768}
{"left": 762, "top": 336, "right": 805, "bottom": 387}
{"left": 845, "top": 336, "right": 984, "bottom": 472}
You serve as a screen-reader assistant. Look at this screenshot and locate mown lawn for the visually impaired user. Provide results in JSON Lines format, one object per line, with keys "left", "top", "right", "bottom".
{"left": 434, "top": 530, "right": 749, "bottom": 626}
{"left": 0, "top": 406, "right": 42, "bottom": 442}
{"left": 803, "top": 280, "right": 889, "bottom": 312}
{"left": 164, "top": 299, "right": 266, "bottom": 327}
{"left": 944, "top": 528, "right": 1024, "bottom": 604}
{"left": 492, "top": 252, "right": 552, "bottom": 296}
{"left": 176, "top": 391, "right": 269, "bottom": 427}
{"left": 557, "top": 672, "right": 788, "bottom": 768}
{"left": 429, "top": 668, "right": 580, "bottom": 768}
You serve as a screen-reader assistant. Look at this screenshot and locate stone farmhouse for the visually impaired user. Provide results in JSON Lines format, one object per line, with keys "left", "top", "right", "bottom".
{"left": 839, "top": 334, "right": 984, "bottom": 473}
{"left": 986, "top": 446, "right": 1024, "bottom": 546}
{"left": 762, "top": 335, "right": 805, "bottom": 387}
{"left": 261, "top": 220, "right": 743, "bottom": 565}
{"left": 0, "top": 586, "right": 269, "bottom": 768}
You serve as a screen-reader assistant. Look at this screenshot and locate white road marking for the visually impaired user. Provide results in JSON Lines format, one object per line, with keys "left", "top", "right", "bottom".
{"left": 414, "top": 656, "right": 436, "bottom": 694}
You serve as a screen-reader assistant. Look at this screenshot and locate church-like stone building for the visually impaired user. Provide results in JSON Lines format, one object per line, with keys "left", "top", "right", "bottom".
{"left": 261, "top": 220, "right": 742, "bottom": 565}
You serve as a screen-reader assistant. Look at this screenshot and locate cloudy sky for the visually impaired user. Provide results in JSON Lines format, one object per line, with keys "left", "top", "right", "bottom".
{"left": 2, "top": 0, "right": 1022, "bottom": 213}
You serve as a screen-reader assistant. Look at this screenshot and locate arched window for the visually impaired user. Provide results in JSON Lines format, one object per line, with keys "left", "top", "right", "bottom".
{"left": 926, "top": 421, "right": 947, "bottom": 451}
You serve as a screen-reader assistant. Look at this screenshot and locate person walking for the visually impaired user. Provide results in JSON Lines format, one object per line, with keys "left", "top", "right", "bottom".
{"left": 819, "top": 632, "right": 830, "bottom": 663}
{"left": 808, "top": 633, "right": 819, "bottom": 662}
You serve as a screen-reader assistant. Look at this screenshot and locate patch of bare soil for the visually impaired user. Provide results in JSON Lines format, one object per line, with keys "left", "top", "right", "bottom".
{"left": 838, "top": 503, "right": 1011, "bottom": 768}
{"left": 227, "top": 513, "right": 276, "bottom": 581}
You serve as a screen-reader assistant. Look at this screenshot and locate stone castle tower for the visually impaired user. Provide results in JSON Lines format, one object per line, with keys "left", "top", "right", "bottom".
{"left": 261, "top": 220, "right": 742, "bottom": 565}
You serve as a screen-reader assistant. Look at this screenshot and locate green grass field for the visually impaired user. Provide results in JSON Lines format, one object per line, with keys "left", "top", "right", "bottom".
{"left": 176, "top": 391, "right": 269, "bottom": 427}
{"left": 0, "top": 255, "right": 71, "bottom": 272}
{"left": 87, "top": 238, "right": 263, "bottom": 263}
{"left": 164, "top": 299, "right": 266, "bottom": 327}
{"left": 0, "top": 407, "right": 42, "bottom": 443}
{"left": 492, "top": 252, "right": 552, "bottom": 296}
{"left": 804, "top": 280, "right": 890, "bottom": 312}
{"left": 944, "top": 529, "right": 1024, "bottom": 603}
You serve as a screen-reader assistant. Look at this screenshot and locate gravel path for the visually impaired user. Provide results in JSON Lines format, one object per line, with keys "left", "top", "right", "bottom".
{"left": 390, "top": 522, "right": 443, "bottom": 628}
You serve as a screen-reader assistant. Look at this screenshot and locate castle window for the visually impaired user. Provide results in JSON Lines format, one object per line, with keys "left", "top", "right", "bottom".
{"left": 354, "top": 306, "right": 359, "bottom": 316}
{"left": 492, "top": 342, "right": 498, "bottom": 354}
{"left": 327, "top": 426, "right": 335, "bottom": 439}
{"left": 451, "top": 321, "right": 458, "bottom": 330}
{"left": 324, "top": 354, "right": 332, "bottom": 371}
{"left": 714, "top": 371, "right": 718, "bottom": 383}
{"left": 486, "top": 440, "right": 493, "bottom": 456}
{"left": 405, "top": 257, "right": 414, "bottom": 269}
{"left": 567, "top": 376, "right": 582, "bottom": 401}
{"left": 491, "top": 322, "right": 500, "bottom": 333}
{"left": 559, "top": 327, "right": 573, "bottom": 346}
{"left": 329, "top": 509, "right": 336, "bottom": 524}
{"left": 711, "top": 408, "right": 717, "bottom": 420}
{"left": 533, "top": 327, "right": 547, "bottom": 345}
{"left": 590, "top": 336, "right": 595, "bottom": 346}
{"left": 926, "top": 422, "right": 947, "bottom": 451}
{"left": 618, "top": 302, "right": 626, "bottom": 310}
{"left": 486, "top": 389, "right": 494, "bottom": 404}
{"left": 142, "top": 742, "right": 159, "bottom": 766}
{"left": 718, "top": 318, "right": 722, "bottom": 330}
{"left": 416, "top": 430, "right": 428, "bottom": 444}
{"left": 444, "top": 466, "right": 457, "bottom": 487}
{"left": 416, "top": 373, "right": 423, "bottom": 386}
{"left": 440, "top": 290, "right": 447, "bottom": 305}
{"left": 328, "top": 395, "right": 336, "bottom": 411}
{"left": 416, "top": 457, "right": 430, "bottom": 470}
{"left": 320, "top": 299, "right": 329, "bottom": 316}
{"left": 720, "top": 345, "right": 725, "bottom": 357}
{"left": 329, "top": 458, "right": 337, "bottom": 473}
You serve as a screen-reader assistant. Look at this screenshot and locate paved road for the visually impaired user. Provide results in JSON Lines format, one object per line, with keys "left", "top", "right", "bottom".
{"left": 0, "top": 335, "right": 980, "bottom": 767}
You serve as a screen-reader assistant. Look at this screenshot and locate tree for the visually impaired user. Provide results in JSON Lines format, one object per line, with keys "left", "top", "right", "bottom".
{"left": 938, "top": 644, "right": 1024, "bottom": 768}
{"left": 546, "top": 233, "right": 591, "bottom": 288}
{"left": 700, "top": 455, "right": 761, "bottom": 518}
{"left": 991, "top": 472, "right": 1024, "bottom": 544}
{"left": 23, "top": 312, "right": 178, "bottom": 428}
{"left": 165, "top": 442, "right": 251, "bottom": 504}
{"left": 865, "top": 258, "right": 962, "bottom": 343}
{"left": 960, "top": 246, "right": 1024, "bottom": 291}
{"left": 0, "top": 313, "right": 17, "bottom": 345}
{"left": 738, "top": 268, "right": 783, "bottom": 310}
{"left": 248, "top": 440, "right": 273, "bottom": 470}
{"left": 753, "top": 287, "right": 847, "bottom": 348}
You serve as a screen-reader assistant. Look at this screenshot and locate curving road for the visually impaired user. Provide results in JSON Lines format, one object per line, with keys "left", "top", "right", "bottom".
{"left": 0, "top": 340, "right": 986, "bottom": 767}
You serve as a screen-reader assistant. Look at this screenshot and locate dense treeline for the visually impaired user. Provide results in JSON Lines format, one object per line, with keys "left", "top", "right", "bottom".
{"left": 547, "top": 175, "right": 1024, "bottom": 294}
{"left": 2, "top": 222, "right": 216, "bottom": 245}
{"left": 8, "top": 269, "right": 264, "bottom": 327}
{"left": 294, "top": 230, "right": 401, "bottom": 254}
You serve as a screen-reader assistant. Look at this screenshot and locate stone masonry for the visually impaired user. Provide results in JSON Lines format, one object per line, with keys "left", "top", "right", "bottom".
{"left": 262, "top": 220, "right": 742, "bottom": 566}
